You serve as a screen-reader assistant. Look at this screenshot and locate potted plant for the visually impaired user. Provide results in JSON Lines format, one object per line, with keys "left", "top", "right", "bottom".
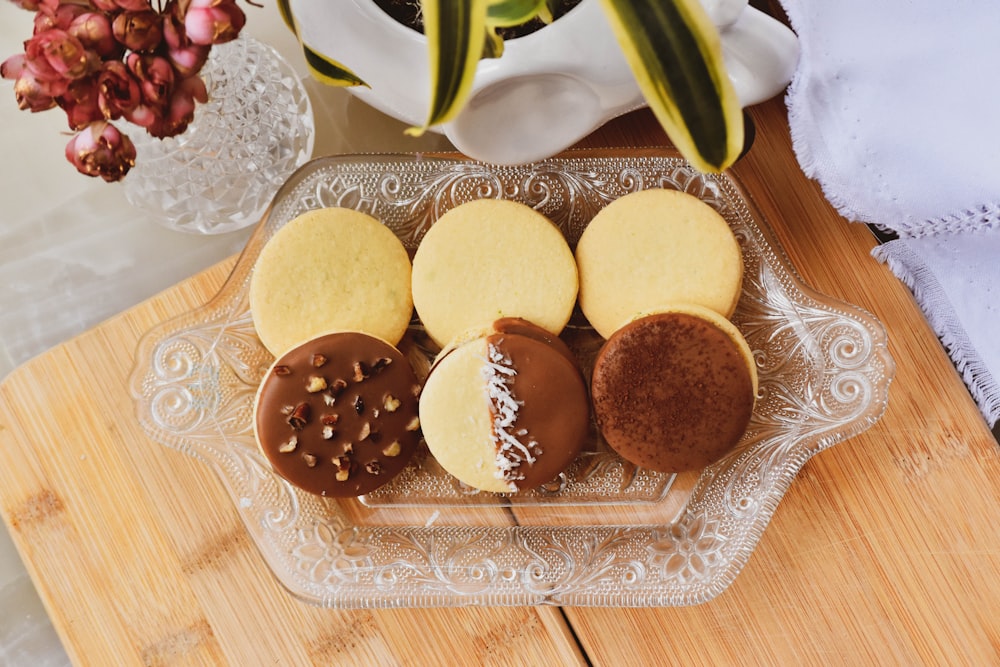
{"left": 277, "top": 0, "right": 798, "bottom": 172}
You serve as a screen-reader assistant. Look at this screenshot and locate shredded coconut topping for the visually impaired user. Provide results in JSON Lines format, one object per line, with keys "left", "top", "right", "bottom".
{"left": 482, "top": 342, "right": 541, "bottom": 483}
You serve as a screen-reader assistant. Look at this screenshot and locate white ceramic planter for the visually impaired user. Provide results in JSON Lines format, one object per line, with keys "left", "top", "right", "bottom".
{"left": 290, "top": 0, "right": 799, "bottom": 164}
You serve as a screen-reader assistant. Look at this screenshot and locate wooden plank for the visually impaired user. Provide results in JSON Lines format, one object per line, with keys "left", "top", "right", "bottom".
{"left": 1, "top": 94, "right": 996, "bottom": 666}
{"left": 0, "top": 260, "right": 586, "bottom": 666}
{"left": 560, "top": 99, "right": 1000, "bottom": 664}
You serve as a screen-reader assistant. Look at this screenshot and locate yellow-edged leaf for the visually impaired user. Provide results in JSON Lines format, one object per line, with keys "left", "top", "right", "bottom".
{"left": 276, "top": 0, "right": 294, "bottom": 32}
{"left": 302, "top": 44, "right": 367, "bottom": 88}
{"left": 483, "top": 26, "right": 505, "bottom": 59}
{"left": 407, "top": 0, "right": 489, "bottom": 136}
{"left": 279, "top": 0, "right": 366, "bottom": 88}
{"left": 598, "top": 0, "right": 743, "bottom": 172}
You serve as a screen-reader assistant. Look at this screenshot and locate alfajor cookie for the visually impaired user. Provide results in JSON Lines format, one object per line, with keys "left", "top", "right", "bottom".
{"left": 419, "top": 318, "right": 589, "bottom": 492}
{"left": 254, "top": 331, "right": 423, "bottom": 497}
{"left": 575, "top": 188, "right": 743, "bottom": 339}
{"left": 590, "top": 304, "right": 757, "bottom": 473}
{"left": 410, "top": 198, "right": 578, "bottom": 348}
{"left": 249, "top": 207, "right": 413, "bottom": 357}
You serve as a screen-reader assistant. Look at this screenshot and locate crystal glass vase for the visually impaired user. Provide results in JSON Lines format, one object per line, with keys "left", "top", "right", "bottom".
{"left": 122, "top": 35, "right": 315, "bottom": 234}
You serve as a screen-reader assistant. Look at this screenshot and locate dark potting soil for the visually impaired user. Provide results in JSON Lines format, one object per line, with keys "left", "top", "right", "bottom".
{"left": 372, "top": 0, "right": 584, "bottom": 40}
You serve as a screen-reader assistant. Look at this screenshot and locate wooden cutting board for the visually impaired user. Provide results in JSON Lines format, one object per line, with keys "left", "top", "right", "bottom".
{"left": 2, "top": 100, "right": 998, "bottom": 666}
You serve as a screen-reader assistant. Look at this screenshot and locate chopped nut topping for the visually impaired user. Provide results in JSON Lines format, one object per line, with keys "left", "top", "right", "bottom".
{"left": 352, "top": 361, "right": 369, "bottom": 382}
{"left": 287, "top": 402, "right": 311, "bottom": 430}
{"left": 335, "top": 469, "right": 350, "bottom": 482}
{"left": 320, "top": 413, "right": 340, "bottom": 425}
{"left": 405, "top": 416, "right": 420, "bottom": 432}
{"left": 302, "top": 452, "right": 317, "bottom": 467}
{"left": 310, "top": 353, "right": 327, "bottom": 367}
{"left": 365, "top": 461, "right": 382, "bottom": 475}
{"left": 305, "top": 375, "right": 328, "bottom": 393}
{"left": 278, "top": 436, "right": 298, "bottom": 453}
{"left": 343, "top": 442, "right": 353, "bottom": 453}
{"left": 323, "top": 379, "right": 348, "bottom": 405}
{"left": 280, "top": 404, "right": 294, "bottom": 415}
{"left": 383, "top": 395, "right": 401, "bottom": 413}
{"left": 382, "top": 441, "right": 401, "bottom": 457}
{"left": 358, "top": 422, "right": 371, "bottom": 441}
{"left": 371, "top": 357, "right": 392, "bottom": 374}
{"left": 353, "top": 395, "right": 364, "bottom": 414}
{"left": 322, "top": 425, "right": 336, "bottom": 440}
{"left": 273, "top": 365, "right": 292, "bottom": 376}
{"left": 411, "top": 384, "right": 422, "bottom": 398}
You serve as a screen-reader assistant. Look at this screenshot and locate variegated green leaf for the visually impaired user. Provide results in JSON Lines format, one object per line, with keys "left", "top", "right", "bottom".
{"left": 408, "top": 0, "right": 489, "bottom": 136}
{"left": 302, "top": 44, "right": 367, "bottom": 88}
{"left": 487, "top": 0, "right": 551, "bottom": 27}
{"left": 276, "top": 0, "right": 294, "bottom": 32}
{"left": 483, "top": 26, "right": 505, "bottom": 59}
{"left": 599, "top": 0, "right": 743, "bottom": 172}
{"left": 279, "top": 0, "right": 366, "bottom": 88}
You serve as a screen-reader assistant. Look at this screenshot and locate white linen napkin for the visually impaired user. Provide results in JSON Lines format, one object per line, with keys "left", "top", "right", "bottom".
{"left": 776, "top": 0, "right": 1000, "bottom": 426}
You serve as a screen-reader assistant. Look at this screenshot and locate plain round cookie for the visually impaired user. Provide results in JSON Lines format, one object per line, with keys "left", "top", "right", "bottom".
{"left": 411, "top": 198, "right": 578, "bottom": 347}
{"left": 254, "top": 331, "right": 422, "bottom": 497}
{"left": 250, "top": 207, "right": 413, "bottom": 356}
{"left": 590, "top": 305, "right": 757, "bottom": 473}
{"left": 420, "top": 319, "right": 589, "bottom": 492}
{"left": 575, "top": 188, "right": 743, "bottom": 339}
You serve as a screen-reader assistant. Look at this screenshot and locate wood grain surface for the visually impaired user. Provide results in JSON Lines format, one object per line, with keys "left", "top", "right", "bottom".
{"left": 1, "top": 99, "right": 997, "bottom": 666}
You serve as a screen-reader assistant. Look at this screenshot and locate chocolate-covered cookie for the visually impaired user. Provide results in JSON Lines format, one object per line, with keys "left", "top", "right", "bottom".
{"left": 420, "top": 319, "right": 589, "bottom": 492}
{"left": 254, "top": 331, "right": 422, "bottom": 497}
{"left": 590, "top": 306, "right": 757, "bottom": 472}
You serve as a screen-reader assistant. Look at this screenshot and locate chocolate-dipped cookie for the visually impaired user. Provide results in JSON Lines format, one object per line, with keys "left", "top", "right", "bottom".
{"left": 590, "top": 305, "right": 757, "bottom": 472}
{"left": 420, "top": 319, "right": 589, "bottom": 492}
{"left": 254, "top": 331, "right": 422, "bottom": 497}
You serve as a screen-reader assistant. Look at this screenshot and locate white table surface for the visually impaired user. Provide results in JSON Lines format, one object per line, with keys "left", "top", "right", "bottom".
{"left": 0, "top": 6, "right": 453, "bottom": 663}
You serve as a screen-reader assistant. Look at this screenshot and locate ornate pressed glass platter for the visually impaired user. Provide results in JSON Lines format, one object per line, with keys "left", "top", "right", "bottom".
{"left": 130, "top": 149, "right": 894, "bottom": 607}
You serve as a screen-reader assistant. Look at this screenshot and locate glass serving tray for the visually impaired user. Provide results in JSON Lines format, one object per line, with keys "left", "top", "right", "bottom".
{"left": 130, "top": 149, "right": 894, "bottom": 607}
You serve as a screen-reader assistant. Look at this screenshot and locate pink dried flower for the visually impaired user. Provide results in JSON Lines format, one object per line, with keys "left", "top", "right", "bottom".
{"left": 112, "top": 10, "right": 164, "bottom": 53}
{"left": 64, "top": 120, "right": 136, "bottom": 181}
{"left": 184, "top": 0, "right": 246, "bottom": 46}
{"left": 24, "top": 29, "right": 96, "bottom": 84}
{"left": 162, "top": 2, "right": 209, "bottom": 76}
{"left": 59, "top": 75, "right": 104, "bottom": 128}
{"left": 33, "top": 2, "right": 86, "bottom": 33}
{"left": 11, "top": 68, "right": 58, "bottom": 112}
{"left": 91, "top": 0, "right": 156, "bottom": 12}
{"left": 4, "top": 0, "right": 251, "bottom": 182}
{"left": 126, "top": 52, "right": 174, "bottom": 107}
{"left": 68, "top": 12, "right": 120, "bottom": 59}
{"left": 2, "top": 53, "right": 57, "bottom": 111}
{"left": 96, "top": 60, "right": 140, "bottom": 119}
{"left": 10, "top": 0, "right": 44, "bottom": 10}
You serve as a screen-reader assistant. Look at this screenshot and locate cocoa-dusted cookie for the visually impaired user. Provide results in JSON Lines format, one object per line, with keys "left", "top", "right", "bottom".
{"left": 575, "top": 188, "right": 744, "bottom": 339}
{"left": 590, "top": 305, "right": 757, "bottom": 472}
{"left": 410, "top": 198, "right": 578, "bottom": 347}
{"left": 419, "top": 319, "right": 589, "bottom": 493}
{"left": 254, "top": 331, "right": 422, "bottom": 497}
{"left": 249, "top": 207, "right": 413, "bottom": 357}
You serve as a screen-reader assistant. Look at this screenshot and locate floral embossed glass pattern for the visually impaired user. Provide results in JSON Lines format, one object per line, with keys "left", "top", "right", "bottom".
{"left": 130, "top": 150, "right": 893, "bottom": 607}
